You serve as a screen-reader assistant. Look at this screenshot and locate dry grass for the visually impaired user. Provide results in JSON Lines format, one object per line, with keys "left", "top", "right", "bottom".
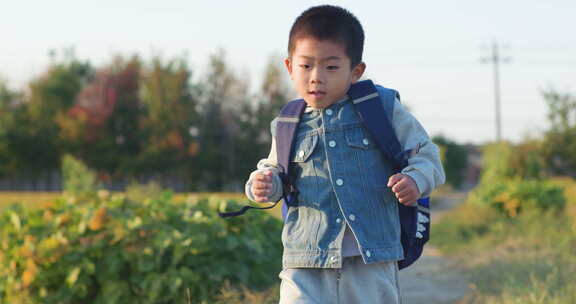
{"left": 0, "top": 192, "right": 60, "bottom": 210}
{"left": 0, "top": 191, "right": 284, "bottom": 219}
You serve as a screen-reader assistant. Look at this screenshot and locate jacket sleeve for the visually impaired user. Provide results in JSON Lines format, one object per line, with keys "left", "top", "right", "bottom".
{"left": 244, "top": 118, "right": 284, "bottom": 203}
{"left": 390, "top": 98, "right": 446, "bottom": 197}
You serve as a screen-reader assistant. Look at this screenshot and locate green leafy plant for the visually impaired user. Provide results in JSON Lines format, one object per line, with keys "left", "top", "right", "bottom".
{"left": 0, "top": 193, "right": 282, "bottom": 303}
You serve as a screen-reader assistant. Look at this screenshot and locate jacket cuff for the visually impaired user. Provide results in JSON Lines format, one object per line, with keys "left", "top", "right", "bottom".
{"left": 402, "top": 168, "right": 429, "bottom": 198}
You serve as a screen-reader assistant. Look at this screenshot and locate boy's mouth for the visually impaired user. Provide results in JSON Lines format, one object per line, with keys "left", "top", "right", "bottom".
{"left": 308, "top": 90, "right": 326, "bottom": 97}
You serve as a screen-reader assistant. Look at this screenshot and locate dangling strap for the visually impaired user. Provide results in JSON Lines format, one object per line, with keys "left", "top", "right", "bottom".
{"left": 218, "top": 202, "right": 278, "bottom": 218}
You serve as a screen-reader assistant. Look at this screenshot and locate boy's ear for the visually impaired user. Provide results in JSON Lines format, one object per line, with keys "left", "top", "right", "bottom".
{"left": 284, "top": 58, "right": 293, "bottom": 77}
{"left": 351, "top": 62, "right": 366, "bottom": 82}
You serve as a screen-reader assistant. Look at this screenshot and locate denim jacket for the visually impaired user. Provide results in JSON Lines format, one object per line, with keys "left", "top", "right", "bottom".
{"left": 245, "top": 85, "right": 445, "bottom": 269}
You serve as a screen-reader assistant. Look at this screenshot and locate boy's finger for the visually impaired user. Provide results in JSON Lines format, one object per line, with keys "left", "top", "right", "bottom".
{"left": 254, "top": 189, "right": 270, "bottom": 196}
{"left": 253, "top": 182, "right": 270, "bottom": 190}
{"left": 255, "top": 175, "right": 271, "bottom": 183}
{"left": 391, "top": 181, "right": 408, "bottom": 194}
{"left": 252, "top": 183, "right": 272, "bottom": 190}
{"left": 254, "top": 196, "right": 269, "bottom": 202}
{"left": 259, "top": 171, "right": 272, "bottom": 182}
{"left": 394, "top": 188, "right": 414, "bottom": 199}
{"left": 387, "top": 174, "right": 404, "bottom": 187}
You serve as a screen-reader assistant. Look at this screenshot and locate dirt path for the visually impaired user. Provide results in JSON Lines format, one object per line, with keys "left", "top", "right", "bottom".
{"left": 399, "top": 191, "right": 470, "bottom": 304}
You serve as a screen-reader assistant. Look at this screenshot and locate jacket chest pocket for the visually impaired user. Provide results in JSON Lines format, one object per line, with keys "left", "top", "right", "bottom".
{"left": 345, "top": 125, "right": 376, "bottom": 150}
{"left": 291, "top": 134, "right": 319, "bottom": 163}
{"left": 343, "top": 124, "right": 393, "bottom": 183}
{"left": 289, "top": 134, "right": 320, "bottom": 207}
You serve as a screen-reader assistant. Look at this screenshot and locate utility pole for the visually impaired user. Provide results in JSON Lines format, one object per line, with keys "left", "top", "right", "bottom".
{"left": 481, "top": 41, "right": 510, "bottom": 142}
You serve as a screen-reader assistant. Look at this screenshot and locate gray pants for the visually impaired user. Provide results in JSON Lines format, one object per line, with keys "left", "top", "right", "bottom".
{"left": 279, "top": 256, "right": 401, "bottom": 304}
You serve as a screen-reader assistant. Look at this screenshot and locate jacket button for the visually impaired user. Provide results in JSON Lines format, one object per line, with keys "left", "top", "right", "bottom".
{"left": 349, "top": 214, "right": 356, "bottom": 221}
{"left": 326, "top": 109, "right": 333, "bottom": 115}
{"left": 362, "top": 138, "right": 370, "bottom": 146}
{"left": 366, "top": 250, "right": 371, "bottom": 257}
{"left": 329, "top": 140, "right": 336, "bottom": 147}
{"left": 336, "top": 218, "right": 342, "bottom": 224}
{"left": 336, "top": 179, "right": 344, "bottom": 186}
{"left": 298, "top": 150, "right": 305, "bottom": 158}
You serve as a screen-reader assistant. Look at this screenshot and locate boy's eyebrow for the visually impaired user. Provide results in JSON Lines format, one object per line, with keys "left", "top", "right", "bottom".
{"left": 298, "top": 55, "right": 342, "bottom": 61}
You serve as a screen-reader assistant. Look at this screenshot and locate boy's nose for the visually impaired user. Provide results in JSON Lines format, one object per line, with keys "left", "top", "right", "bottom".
{"left": 310, "top": 68, "right": 325, "bottom": 84}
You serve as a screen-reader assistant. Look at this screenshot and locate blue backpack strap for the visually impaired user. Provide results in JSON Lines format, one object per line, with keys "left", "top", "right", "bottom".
{"left": 349, "top": 79, "right": 430, "bottom": 270}
{"left": 347, "top": 80, "right": 410, "bottom": 172}
{"left": 276, "top": 99, "right": 307, "bottom": 220}
{"left": 276, "top": 99, "right": 307, "bottom": 176}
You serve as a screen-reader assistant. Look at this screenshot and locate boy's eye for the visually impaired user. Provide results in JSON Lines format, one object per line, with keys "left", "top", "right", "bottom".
{"left": 327, "top": 66, "right": 339, "bottom": 70}
{"left": 299, "top": 64, "right": 311, "bottom": 69}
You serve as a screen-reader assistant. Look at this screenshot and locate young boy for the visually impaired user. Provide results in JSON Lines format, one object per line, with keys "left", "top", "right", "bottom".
{"left": 245, "top": 5, "right": 445, "bottom": 303}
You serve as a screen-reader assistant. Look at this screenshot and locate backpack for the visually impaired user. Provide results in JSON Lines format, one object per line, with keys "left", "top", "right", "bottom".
{"left": 219, "top": 79, "right": 431, "bottom": 270}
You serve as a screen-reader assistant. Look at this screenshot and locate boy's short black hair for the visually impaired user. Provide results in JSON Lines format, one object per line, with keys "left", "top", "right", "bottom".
{"left": 288, "top": 5, "right": 364, "bottom": 67}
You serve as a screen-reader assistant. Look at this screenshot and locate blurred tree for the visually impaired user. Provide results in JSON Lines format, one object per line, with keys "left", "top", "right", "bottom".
{"left": 258, "top": 54, "right": 292, "bottom": 137}
{"left": 195, "top": 52, "right": 291, "bottom": 191}
{"left": 58, "top": 55, "right": 144, "bottom": 177}
{"left": 138, "top": 55, "right": 198, "bottom": 178}
{"left": 541, "top": 90, "right": 576, "bottom": 176}
{"left": 7, "top": 48, "right": 91, "bottom": 175}
{"left": 233, "top": 55, "right": 290, "bottom": 187}
{"left": 0, "top": 80, "right": 22, "bottom": 177}
{"left": 195, "top": 49, "right": 249, "bottom": 190}
{"left": 0, "top": 49, "right": 296, "bottom": 191}
{"left": 0, "top": 79, "right": 20, "bottom": 112}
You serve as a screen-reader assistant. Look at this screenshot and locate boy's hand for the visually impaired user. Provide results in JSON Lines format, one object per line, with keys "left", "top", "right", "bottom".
{"left": 387, "top": 173, "right": 420, "bottom": 206}
{"left": 251, "top": 170, "right": 274, "bottom": 202}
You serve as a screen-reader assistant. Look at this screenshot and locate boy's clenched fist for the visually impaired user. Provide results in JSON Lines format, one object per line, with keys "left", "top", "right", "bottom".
{"left": 251, "top": 170, "right": 274, "bottom": 202}
{"left": 387, "top": 173, "right": 420, "bottom": 206}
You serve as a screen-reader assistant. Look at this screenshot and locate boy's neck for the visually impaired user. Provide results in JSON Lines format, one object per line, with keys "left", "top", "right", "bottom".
{"left": 306, "top": 95, "right": 349, "bottom": 109}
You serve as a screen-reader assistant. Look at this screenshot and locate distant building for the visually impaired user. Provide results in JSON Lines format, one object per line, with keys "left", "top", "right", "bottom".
{"left": 462, "top": 144, "right": 482, "bottom": 190}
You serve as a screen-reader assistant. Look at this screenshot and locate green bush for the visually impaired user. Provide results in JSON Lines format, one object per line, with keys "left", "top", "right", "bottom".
{"left": 480, "top": 142, "right": 546, "bottom": 183}
{"left": 469, "top": 142, "right": 564, "bottom": 217}
{"left": 0, "top": 193, "right": 282, "bottom": 303}
{"left": 468, "top": 179, "right": 565, "bottom": 217}
{"left": 62, "top": 154, "right": 101, "bottom": 196}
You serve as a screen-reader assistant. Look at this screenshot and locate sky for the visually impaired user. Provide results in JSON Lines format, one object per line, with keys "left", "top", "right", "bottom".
{"left": 2, "top": 0, "right": 575, "bottom": 144}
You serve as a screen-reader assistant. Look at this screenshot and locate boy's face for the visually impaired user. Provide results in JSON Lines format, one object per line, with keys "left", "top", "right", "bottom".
{"left": 285, "top": 37, "right": 366, "bottom": 109}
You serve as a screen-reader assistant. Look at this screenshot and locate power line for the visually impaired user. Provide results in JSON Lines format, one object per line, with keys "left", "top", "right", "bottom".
{"left": 481, "top": 40, "right": 511, "bottom": 142}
